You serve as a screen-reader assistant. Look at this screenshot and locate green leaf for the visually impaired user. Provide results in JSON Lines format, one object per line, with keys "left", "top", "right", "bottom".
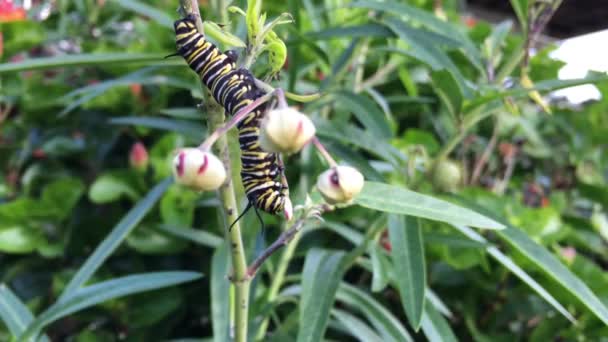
{"left": 160, "top": 186, "right": 198, "bottom": 227}
{"left": 332, "top": 309, "right": 383, "bottom": 342}
{"left": 156, "top": 225, "right": 222, "bottom": 249}
{"left": 298, "top": 249, "right": 346, "bottom": 342}
{"left": 355, "top": 182, "right": 504, "bottom": 230}
{"left": 315, "top": 120, "right": 404, "bottom": 166}
{"left": 450, "top": 223, "right": 576, "bottom": 323}
{"left": 0, "top": 284, "right": 49, "bottom": 341}
{"left": 498, "top": 226, "right": 608, "bottom": 325}
{"left": 332, "top": 91, "right": 392, "bottom": 139}
{"left": 109, "top": 117, "right": 205, "bottom": 140}
{"left": 203, "top": 21, "right": 247, "bottom": 48}
{"left": 510, "top": 0, "right": 529, "bottom": 33}
{"left": 430, "top": 70, "right": 463, "bottom": 119}
{"left": 0, "top": 53, "right": 168, "bottom": 73}
{"left": 420, "top": 300, "right": 457, "bottom": 342}
{"left": 211, "top": 244, "right": 230, "bottom": 342}
{"left": 60, "top": 178, "right": 172, "bottom": 301}
{"left": 115, "top": 0, "right": 173, "bottom": 28}
{"left": 337, "top": 283, "right": 412, "bottom": 342}
{"left": 388, "top": 215, "right": 425, "bottom": 330}
{"left": 456, "top": 194, "right": 608, "bottom": 325}
{"left": 88, "top": 173, "right": 140, "bottom": 204}
{"left": 465, "top": 76, "right": 608, "bottom": 112}
{"left": 351, "top": 0, "right": 484, "bottom": 73}
{"left": 160, "top": 108, "right": 202, "bottom": 120}
{"left": 0, "top": 226, "right": 43, "bottom": 254}
{"left": 20, "top": 272, "right": 202, "bottom": 340}
{"left": 41, "top": 179, "right": 84, "bottom": 220}
{"left": 370, "top": 244, "right": 390, "bottom": 293}
{"left": 307, "top": 24, "right": 394, "bottom": 40}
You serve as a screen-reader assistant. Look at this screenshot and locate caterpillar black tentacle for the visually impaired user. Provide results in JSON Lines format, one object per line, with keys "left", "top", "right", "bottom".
{"left": 174, "top": 15, "right": 291, "bottom": 218}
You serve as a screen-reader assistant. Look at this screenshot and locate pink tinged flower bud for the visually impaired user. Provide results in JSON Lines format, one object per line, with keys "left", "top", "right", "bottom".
{"left": 283, "top": 197, "right": 293, "bottom": 221}
{"left": 316, "top": 166, "right": 364, "bottom": 204}
{"left": 129, "top": 142, "right": 148, "bottom": 171}
{"left": 172, "top": 148, "right": 227, "bottom": 191}
{"left": 259, "top": 107, "right": 316, "bottom": 154}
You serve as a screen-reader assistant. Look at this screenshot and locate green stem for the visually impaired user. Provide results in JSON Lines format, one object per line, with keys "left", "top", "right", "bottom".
{"left": 255, "top": 229, "right": 302, "bottom": 339}
{"left": 178, "top": 2, "right": 249, "bottom": 341}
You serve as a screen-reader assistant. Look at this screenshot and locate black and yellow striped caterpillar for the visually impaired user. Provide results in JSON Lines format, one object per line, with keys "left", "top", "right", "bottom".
{"left": 174, "top": 15, "right": 289, "bottom": 217}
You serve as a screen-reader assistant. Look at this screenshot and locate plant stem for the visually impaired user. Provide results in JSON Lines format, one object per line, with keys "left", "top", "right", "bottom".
{"left": 312, "top": 137, "right": 338, "bottom": 167}
{"left": 470, "top": 120, "right": 499, "bottom": 185}
{"left": 178, "top": 2, "right": 249, "bottom": 341}
{"left": 246, "top": 215, "right": 311, "bottom": 278}
{"left": 255, "top": 224, "right": 302, "bottom": 339}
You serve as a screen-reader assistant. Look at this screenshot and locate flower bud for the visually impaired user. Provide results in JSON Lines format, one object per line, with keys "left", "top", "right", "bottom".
{"left": 259, "top": 107, "right": 315, "bottom": 154}
{"left": 129, "top": 142, "right": 148, "bottom": 171}
{"left": 431, "top": 159, "right": 462, "bottom": 192}
{"left": 283, "top": 196, "right": 293, "bottom": 221}
{"left": 316, "top": 166, "right": 364, "bottom": 204}
{"left": 172, "top": 148, "right": 226, "bottom": 191}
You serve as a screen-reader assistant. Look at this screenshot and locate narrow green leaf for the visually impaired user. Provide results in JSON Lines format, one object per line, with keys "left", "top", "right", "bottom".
{"left": 355, "top": 182, "right": 504, "bottom": 230}
{"left": 351, "top": 0, "right": 484, "bottom": 73}
{"left": 21, "top": 272, "right": 202, "bottom": 340}
{"left": 156, "top": 225, "right": 222, "bottom": 249}
{"left": 114, "top": 0, "right": 173, "bottom": 27}
{"left": 160, "top": 108, "right": 202, "bottom": 120}
{"left": 332, "top": 91, "right": 392, "bottom": 139}
{"left": 381, "top": 18, "right": 471, "bottom": 97}
{"left": 0, "top": 285, "right": 49, "bottom": 341}
{"left": 307, "top": 24, "right": 394, "bottom": 40}
{"left": 430, "top": 69, "right": 463, "bottom": 118}
{"left": 315, "top": 120, "right": 404, "bottom": 166}
{"left": 388, "top": 215, "right": 425, "bottom": 330}
{"left": 59, "top": 177, "right": 173, "bottom": 300}
{"left": 451, "top": 196, "right": 608, "bottom": 325}
{"left": 451, "top": 223, "right": 576, "bottom": 323}
{"left": 420, "top": 300, "right": 458, "bottom": 342}
{"left": 370, "top": 244, "right": 390, "bottom": 293}
{"left": 425, "top": 289, "right": 453, "bottom": 319}
{"left": 498, "top": 226, "right": 608, "bottom": 325}
{"left": 211, "top": 244, "right": 230, "bottom": 342}
{"left": 332, "top": 309, "right": 383, "bottom": 342}
{"left": 509, "top": 0, "right": 529, "bottom": 33}
{"left": 0, "top": 53, "right": 167, "bottom": 73}
{"left": 337, "top": 283, "right": 412, "bottom": 342}
{"left": 298, "top": 249, "right": 346, "bottom": 342}
{"left": 109, "top": 117, "right": 205, "bottom": 139}
{"left": 465, "top": 76, "right": 608, "bottom": 112}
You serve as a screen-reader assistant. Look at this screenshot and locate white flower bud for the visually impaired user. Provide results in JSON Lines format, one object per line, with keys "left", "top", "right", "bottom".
{"left": 172, "top": 148, "right": 226, "bottom": 191}
{"left": 284, "top": 196, "right": 293, "bottom": 221}
{"left": 259, "top": 107, "right": 316, "bottom": 154}
{"left": 316, "top": 166, "right": 364, "bottom": 204}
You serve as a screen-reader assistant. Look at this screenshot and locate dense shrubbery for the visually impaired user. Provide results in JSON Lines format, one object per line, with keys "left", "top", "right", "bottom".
{"left": 1, "top": 0, "right": 607, "bottom": 341}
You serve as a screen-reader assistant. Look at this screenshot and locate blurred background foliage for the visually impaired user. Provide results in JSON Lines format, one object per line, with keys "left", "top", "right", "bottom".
{"left": 1, "top": 0, "right": 608, "bottom": 341}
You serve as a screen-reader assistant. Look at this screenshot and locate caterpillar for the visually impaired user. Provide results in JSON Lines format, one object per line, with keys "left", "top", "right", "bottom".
{"left": 174, "top": 15, "right": 290, "bottom": 218}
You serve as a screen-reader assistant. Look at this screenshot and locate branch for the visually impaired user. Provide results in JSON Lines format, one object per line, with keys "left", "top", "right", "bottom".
{"left": 246, "top": 205, "right": 328, "bottom": 278}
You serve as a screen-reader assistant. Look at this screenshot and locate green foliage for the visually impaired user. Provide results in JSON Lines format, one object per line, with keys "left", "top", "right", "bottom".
{"left": 1, "top": 0, "right": 607, "bottom": 340}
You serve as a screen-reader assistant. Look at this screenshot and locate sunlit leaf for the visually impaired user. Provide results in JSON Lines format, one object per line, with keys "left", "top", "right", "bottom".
{"left": 355, "top": 182, "right": 504, "bottom": 229}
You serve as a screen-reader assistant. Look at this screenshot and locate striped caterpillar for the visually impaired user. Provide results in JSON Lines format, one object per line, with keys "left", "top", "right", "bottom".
{"left": 174, "top": 15, "right": 290, "bottom": 218}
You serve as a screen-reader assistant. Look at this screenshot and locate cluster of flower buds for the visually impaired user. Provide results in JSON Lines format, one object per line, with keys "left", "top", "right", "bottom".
{"left": 171, "top": 90, "right": 365, "bottom": 211}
